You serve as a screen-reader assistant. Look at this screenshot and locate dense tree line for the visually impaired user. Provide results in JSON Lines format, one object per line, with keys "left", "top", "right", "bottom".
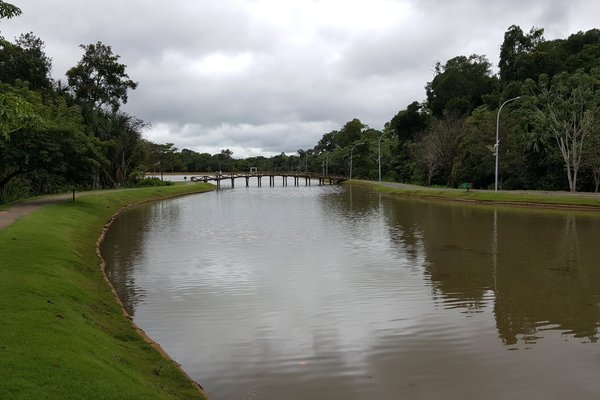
{"left": 162, "top": 25, "right": 600, "bottom": 192}
{"left": 0, "top": 3, "right": 154, "bottom": 201}
{"left": 2, "top": 0, "right": 599, "bottom": 202}
{"left": 288, "top": 25, "right": 600, "bottom": 192}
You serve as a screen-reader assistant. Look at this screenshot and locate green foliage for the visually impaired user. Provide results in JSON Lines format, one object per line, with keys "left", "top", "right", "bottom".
{"left": 0, "top": 33, "right": 53, "bottom": 90}
{"left": 365, "top": 181, "right": 600, "bottom": 209}
{"left": 0, "top": 87, "right": 43, "bottom": 138}
{"left": 426, "top": 54, "right": 498, "bottom": 118}
{"left": 387, "top": 101, "right": 429, "bottom": 142}
{"left": 0, "top": 0, "right": 21, "bottom": 19}
{"left": 499, "top": 25, "right": 545, "bottom": 82}
{"left": 528, "top": 69, "right": 600, "bottom": 191}
{"left": 66, "top": 41, "right": 138, "bottom": 112}
{"left": 132, "top": 177, "right": 172, "bottom": 187}
{"left": 0, "top": 83, "right": 100, "bottom": 195}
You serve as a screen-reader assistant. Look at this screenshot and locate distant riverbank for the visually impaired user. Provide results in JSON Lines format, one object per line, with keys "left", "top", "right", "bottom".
{"left": 0, "top": 183, "right": 213, "bottom": 400}
{"left": 351, "top": 180, "right": 600, "bottom": 211}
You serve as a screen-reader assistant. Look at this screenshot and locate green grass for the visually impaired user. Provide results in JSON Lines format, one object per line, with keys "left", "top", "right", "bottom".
{"left": 0, "top": 183, "right": 214, "bottom": 400}
{"left": 352, "top": 181, "right": 600, "bottom": 209}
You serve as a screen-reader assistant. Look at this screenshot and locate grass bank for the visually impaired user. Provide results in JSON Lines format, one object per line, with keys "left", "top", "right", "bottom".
{"left": 351, "top": 180, "right": 600, "bottom": 210}
{"left": 0, "top": 183, "right": 214, "bottom": 400}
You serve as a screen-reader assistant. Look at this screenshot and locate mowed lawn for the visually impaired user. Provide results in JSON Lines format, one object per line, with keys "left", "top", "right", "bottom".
{"left": 0, "top": 184, "right": 213, "bottom": 400}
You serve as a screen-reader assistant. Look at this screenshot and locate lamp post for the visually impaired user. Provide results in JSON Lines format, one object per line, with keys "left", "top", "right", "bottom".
{"left": 378, "top": 131, "right": 387, "bottom": 183}
{"left": 495, "top": 96, "right": 521, "bottom": 191}
{"left": 349, "top": 143, "right": 364, "bottom": 180}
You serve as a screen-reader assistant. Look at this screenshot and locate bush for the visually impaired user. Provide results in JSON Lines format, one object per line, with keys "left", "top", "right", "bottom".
{"left": 132, "top": 177, "right": 172, "bottom": 187}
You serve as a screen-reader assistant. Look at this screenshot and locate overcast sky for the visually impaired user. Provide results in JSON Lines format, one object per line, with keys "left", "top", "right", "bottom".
{"left": 3, "top": 0, "right": 600, "bottom": 157}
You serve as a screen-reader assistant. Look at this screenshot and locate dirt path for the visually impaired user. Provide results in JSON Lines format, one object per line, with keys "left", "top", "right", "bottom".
{"left": 0, "top": 194, "right": 74, "bottom": 230}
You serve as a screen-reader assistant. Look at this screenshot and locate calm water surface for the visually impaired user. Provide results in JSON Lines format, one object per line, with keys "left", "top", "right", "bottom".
{"left": 102, "top": 182, "right": 600, "bottom": 400}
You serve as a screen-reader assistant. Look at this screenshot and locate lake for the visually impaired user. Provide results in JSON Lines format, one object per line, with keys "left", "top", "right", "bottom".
{"left": 102, "top": 181, "right": 600, "bottom": 400}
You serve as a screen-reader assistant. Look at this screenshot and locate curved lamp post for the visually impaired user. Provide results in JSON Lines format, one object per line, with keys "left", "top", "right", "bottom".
{"left": 378, "top": 131, "right": 388, "bottom": 183}
{"left": 495, "top": 96, "right": 521, "bottom": 191}
{"left": 349, "top": 142, "right": 365, "bottom": 180}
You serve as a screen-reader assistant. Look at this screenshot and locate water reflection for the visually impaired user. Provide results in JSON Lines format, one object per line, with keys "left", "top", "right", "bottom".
{"left": 492, "top": 212, "right": 600, "bottom": 345}
{"left": 102, "top": 185, "right": 600, "bottom": 399}
{"left": 102, "top": 200, "right": 183, "bottom": 315}
{"left": 372, "top": 195, "right": 600, "bottom": 346}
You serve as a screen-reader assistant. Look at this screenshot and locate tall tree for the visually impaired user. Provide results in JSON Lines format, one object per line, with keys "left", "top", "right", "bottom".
{"left": 103, "top": 112, "right": 147, "bottom": 185}
{"left": 499, "top": 25, "right": 545, "bottom": 82}
{"left": 426, "top": 54, "right": 497, "bottom": 118}
{"left": 583, "top": 127, "right": 600, "bottom": 192}
{"left": 530, "top": 70, "right": 600, "bottom": 192}
{"left": 429, "top": 116, "right": 467, "bottom": 186}
{"left": 387, "top": 101, "right": 429, "bottom": 142}
{"left": 0, "top": 83, "right": 99, "bottom": 194}
{"left": 0, "top": 33, "right": 53, "bottom": 90}
{"left": 0, "top": 1, "right": 21, "bottom": 20}
{"left": 66, "top": 41, "right": 138, "bottom": 111}
{"left": 415, "top": 132, "right": 442, "bottom": 187}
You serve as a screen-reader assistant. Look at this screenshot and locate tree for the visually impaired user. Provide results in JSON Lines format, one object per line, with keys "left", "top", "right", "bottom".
{"left": 583, "top": 128, "right": 600, "bottom": 192}
{"left": 66, "top": 41, "right": 138, "bottom": 111}
{"left": 145, "top": 142, "right": 178, "bottom": 177}
{"left": 426, "top": 54, "right": 497, "bottom": 118}
{"left": 530, "top": 70, "right": 600, "bottom": 192}
{"left": 0, "top": 89, "right": 43, "bottom": 139}
{"left": 387, "top": 101, "right": 429, "bottom": 142}
{"left": 415, "top": 132, "right": 442, "bottom": 187}
{"left": 102, "top": 112, "right": 147, "bottom": 185}
{"left": 0, "top": 83, "right": 99, "bottom": 194}
{"left": 336, "top": 118, "right": 366, "bottom": 148}
{"left": 429, "top": 116, "right": 467, "bottom": 186}
{"left": 0, "top": 1, "right": 21, "bottom": 20}
{"left": 0, "top": 33, "right": 53, "bottom": 90}
{"left": 499, "top": 25, "right": 545, "bottom": 82}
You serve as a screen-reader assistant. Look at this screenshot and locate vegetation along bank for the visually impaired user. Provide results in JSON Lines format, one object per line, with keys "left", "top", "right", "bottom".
{"left": 0, "top": 183, "right": 213, "bottom": 400}
{"left": 352, "top": 180, "right": 600, "bottom": 211}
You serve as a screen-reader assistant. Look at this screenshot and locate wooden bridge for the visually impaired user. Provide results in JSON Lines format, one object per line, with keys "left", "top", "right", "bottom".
{"left": 189, "top": 171, "right": 347, "bottom": 189}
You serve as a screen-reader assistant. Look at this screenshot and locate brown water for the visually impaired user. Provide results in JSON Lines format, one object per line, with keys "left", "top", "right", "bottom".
{"left": 102, "top": 182, "right": 600, "bottom": 400}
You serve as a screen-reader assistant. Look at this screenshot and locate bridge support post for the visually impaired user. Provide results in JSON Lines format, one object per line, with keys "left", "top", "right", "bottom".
{"left": 245, "top": 176, "right": 249, "bottom": 187}
{"left": 258, "top": 176, "right": 262, "bottom": 187}
{"left": 231, "top": 178, "right": 235, "bottom": 188}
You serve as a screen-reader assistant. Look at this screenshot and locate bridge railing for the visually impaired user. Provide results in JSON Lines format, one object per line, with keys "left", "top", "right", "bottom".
{"left": 189, "top": 171, "right": 347, "bottom": 184}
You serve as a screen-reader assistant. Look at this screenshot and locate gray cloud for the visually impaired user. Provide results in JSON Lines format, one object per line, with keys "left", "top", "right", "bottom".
{"left": 3, "top": 0, "right": 600, "bottom": 157}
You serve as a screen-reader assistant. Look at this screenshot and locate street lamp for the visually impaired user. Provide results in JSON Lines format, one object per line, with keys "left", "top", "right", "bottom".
{"left": 495, "top": 96, "right": 521, "bottom": 191}
{"left": 349, "top": 142, "right": 365, "bottom": 180}
{"left": 377, "top": 131, "right": 388, "bottom": 183}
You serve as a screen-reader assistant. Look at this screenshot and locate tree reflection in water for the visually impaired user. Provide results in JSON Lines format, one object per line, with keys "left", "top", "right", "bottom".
{"left": 376, "top": 194, "right": 600, "bottom": 346}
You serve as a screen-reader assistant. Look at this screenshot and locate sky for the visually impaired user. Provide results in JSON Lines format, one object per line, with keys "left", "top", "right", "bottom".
{"left": 2, "top": 0, "right": 600, "bottom": 158}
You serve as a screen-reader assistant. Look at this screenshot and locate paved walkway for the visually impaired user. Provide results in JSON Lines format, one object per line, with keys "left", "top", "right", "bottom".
{"left": 0, "top": 194, "right": 74, "bottom": 230}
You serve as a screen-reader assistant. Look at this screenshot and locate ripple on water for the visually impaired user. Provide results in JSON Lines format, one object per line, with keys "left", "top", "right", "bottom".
{"left": 103, "top": 185, "right": 600, "bottom": 400}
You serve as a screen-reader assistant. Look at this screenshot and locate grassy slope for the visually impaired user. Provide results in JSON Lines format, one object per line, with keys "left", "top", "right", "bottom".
{"left": 353, "top": 181, "right": 600, "bottom": 209}
{"left": 0, "top": 183, "right": 214, "bottom": 400}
